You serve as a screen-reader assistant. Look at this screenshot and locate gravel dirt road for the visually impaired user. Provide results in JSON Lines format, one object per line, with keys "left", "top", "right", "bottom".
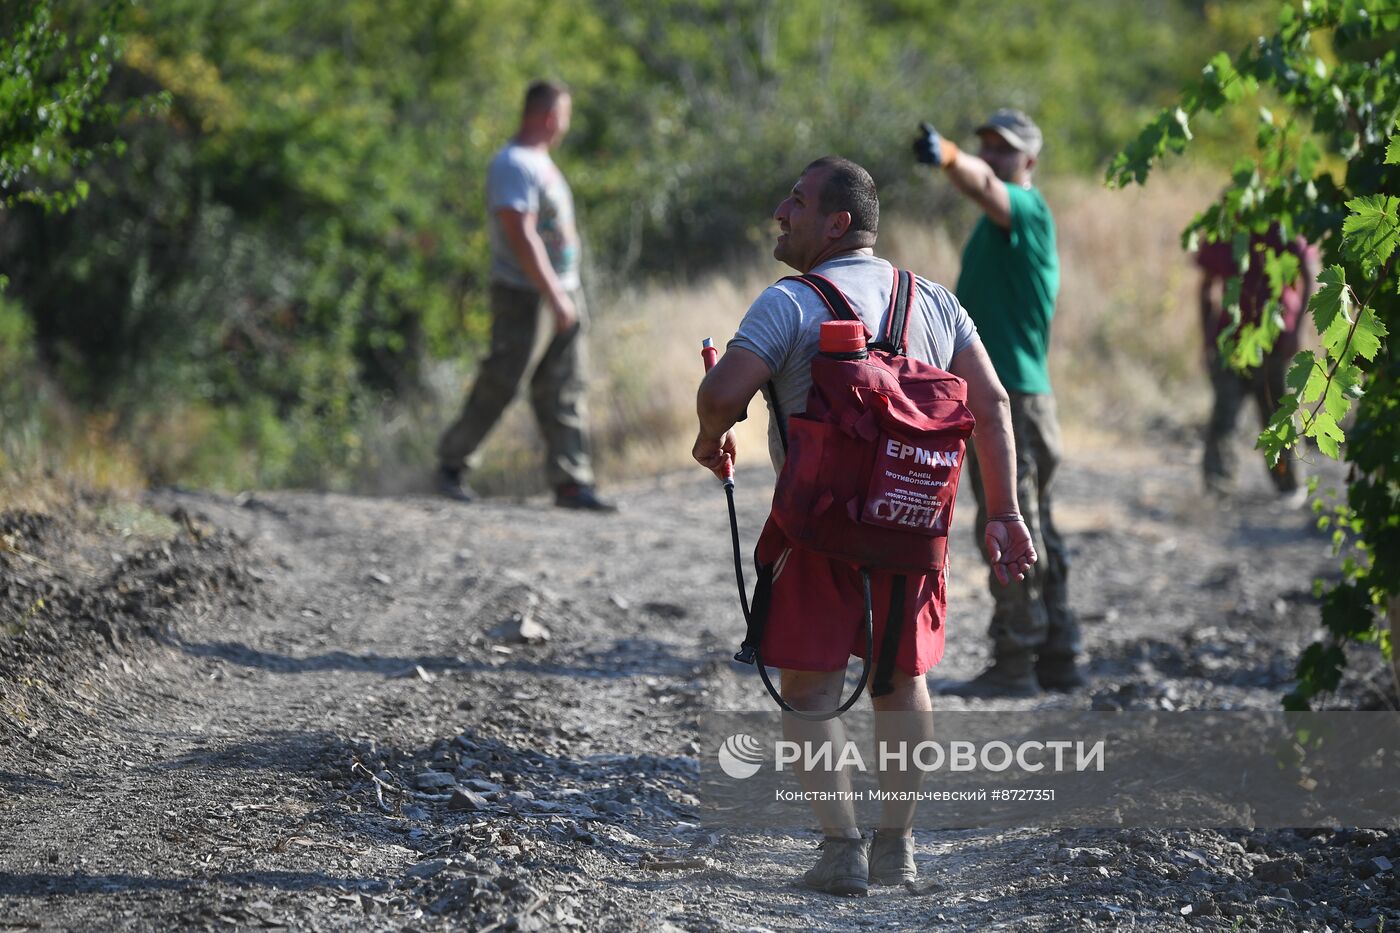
{"left": 2, "top": 432, "right": 1396, "bottom": 931}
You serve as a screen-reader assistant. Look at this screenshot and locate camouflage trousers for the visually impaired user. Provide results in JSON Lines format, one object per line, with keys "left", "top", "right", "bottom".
{"left": 437, "top": 282, "right": 596, "bottom": 488}
{"left": 966, "top": 392, "right": 1081, "bottom": 661}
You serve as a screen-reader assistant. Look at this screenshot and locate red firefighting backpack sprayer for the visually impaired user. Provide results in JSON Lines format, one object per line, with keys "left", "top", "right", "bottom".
{"left": 702, "top": 268, "right": 976, "bottom": 720}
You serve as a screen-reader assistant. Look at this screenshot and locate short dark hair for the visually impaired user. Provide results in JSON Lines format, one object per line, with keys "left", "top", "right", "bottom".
{"left": 804, "top": 156, "right": 879, "bottom": 242}
{"left": 524, "top": 79, "right": 569, "bottom": 116}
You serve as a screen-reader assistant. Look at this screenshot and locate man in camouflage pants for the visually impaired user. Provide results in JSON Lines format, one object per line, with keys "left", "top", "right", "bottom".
{"left": 914, "top": 109, "right": 1083, "bottom": 697}
{"left": 436, "top": 79, "right": 615, "bottom": 512}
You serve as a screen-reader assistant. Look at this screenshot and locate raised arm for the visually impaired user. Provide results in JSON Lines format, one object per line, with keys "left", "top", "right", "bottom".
{"left": 913, "top": 123, "right": 1012, "bottom": 229}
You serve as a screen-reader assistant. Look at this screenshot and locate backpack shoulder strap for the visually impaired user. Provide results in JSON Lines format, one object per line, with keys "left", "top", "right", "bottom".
{"left": 779, "top": 273, "right": 860, "bottom": 322}
{"left": 771, "top": 272, "right": 861, "bottom": 456}
{"left": 870, "top": 268, "right": 914, "bottom": 356}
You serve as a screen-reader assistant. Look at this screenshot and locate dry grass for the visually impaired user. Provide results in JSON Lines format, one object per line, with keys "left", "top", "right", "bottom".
{"left": 1046, "top": 171, "right": 1218, "bottom": 441}
{"left": 885, "top": 170, "right": 1219, "bottom": 440}
{"left": 0, "top": 408, "right": 145, "bottom": 511}
{"left": 454, "top": 169, "right": 1222, "bottom": 493}
{"left": 426, "top": 263, "right": 786, "bottom": 496}
{"left": 1, "top": 169, "right": 1223, "bottom": 501}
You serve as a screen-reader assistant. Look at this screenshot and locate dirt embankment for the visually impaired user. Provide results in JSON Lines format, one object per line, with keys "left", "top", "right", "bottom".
{"left": 1, "top": 434, "right": 1396, "bottom": 932}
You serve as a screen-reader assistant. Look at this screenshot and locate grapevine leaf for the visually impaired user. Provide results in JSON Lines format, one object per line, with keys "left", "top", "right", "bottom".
{"left": 1295, "top": 641, "right": 1347, "bottom": 694}
{"left": 1349, "top": 306, "right": 1387, "bottom": 362}
{"left": 1323, "top": 584, "right": 1379, "bottom": 639}
{"left": 1307, "top": 409, "right": 1346, "bottom": 459}
{"left": 1334, "top": 365, "right": 1364, "bottom": 401}
{"left": 1299, "top": 137, "right": 1322, "bottom": 176}
{"left": 1308, "top": 266, "right": 1352, "bottom": 354}
{"left": 1232, "top": 318, "right": 1276, "bottom": 369}
{"left": 1341, "top": 195, "right": 1400, "bottom": 276}
{"left": 1202, "top": 52, "right": 1245, "bottom": 105}
{"left": 1321, "top": 311, "right": 1355, "bottom": 360}
{"left": 1284, "top": 350, "right": 1317, "bottom": 394}
{"left": 1232, "top": 231, "right": 1252, "bottom": 269}
{"left": 1301, "top": 355, "right": 1330, "bottom": 405}
{"left": 1387, "top": 134, "right": 1400, "bottom": 166}
{"left": 1321, "top": 370, "right": 1353, "bottom": 424}
{"left": 1258, "top": 393, "right": 1299, "bottom": 463}
{"left": 1105, "top": 111, "right": 1174, "bottom": 188}
{"left": 1265, "top": 249, "right": 1301, "bottom": 299}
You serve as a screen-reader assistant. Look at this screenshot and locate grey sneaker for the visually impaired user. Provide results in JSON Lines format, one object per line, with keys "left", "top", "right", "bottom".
{"left": 801, "top": 836, "right": 868, "bottom": 897}
{"left": 868, "top": 830, "right": 917, "bottom": 885}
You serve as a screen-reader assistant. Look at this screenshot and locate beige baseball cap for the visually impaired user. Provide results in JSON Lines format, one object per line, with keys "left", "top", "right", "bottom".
{"left": 976, "top": 108, "right": 1043, "bottom": 156}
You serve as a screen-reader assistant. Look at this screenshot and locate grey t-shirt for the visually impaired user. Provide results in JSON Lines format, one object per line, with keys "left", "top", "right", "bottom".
{"left": 486, "top": 143, "right": 581, "bottom": 290}
{"left": 729, "top": 253, "right": 980, "bottom": 471}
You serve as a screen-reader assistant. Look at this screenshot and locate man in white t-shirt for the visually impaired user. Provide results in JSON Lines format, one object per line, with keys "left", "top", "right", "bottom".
{"left": 694, "top": 157, "right": 1034, "bottom": 896}
{"left": 436, "top": 79, "right": 614, "bottom": 511}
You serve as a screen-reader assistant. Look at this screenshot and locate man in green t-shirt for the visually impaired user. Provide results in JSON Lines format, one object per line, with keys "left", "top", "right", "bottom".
{"left": 912, "top": 109, "right": 1083, "bottom": 697}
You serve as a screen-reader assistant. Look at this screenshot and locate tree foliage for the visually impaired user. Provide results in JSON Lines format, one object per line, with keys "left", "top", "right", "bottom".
{"left": 1110, "top": 0, "right": 1400, "bottom": 709}
{"left": 0, "top": 0, "right": 149, "bottom": 213}
{"left": 0, "top": 0, "right": 1279, "bottom": 488}
{"left": 0, "top": 0, "right": 162, "bottom": 432}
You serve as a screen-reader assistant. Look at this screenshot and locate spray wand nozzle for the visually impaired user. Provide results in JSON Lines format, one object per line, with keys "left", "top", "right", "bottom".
{"left": 699, "top": 338, "right": 735, "bottom": 487}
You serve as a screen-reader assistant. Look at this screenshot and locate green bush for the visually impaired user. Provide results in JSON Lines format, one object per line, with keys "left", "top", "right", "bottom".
{"left": 0, "top": 293, "right": 36, "bottom": 419}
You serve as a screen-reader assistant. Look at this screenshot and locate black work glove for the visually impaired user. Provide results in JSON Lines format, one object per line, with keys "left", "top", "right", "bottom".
{"left": 912, "top": 121, "right": 943, "bottom": 166}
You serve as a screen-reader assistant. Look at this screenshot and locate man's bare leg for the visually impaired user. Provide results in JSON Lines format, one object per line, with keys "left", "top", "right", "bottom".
{"left": 871, "top": 670, "right": 934, "bottom": 832}
{"left": 867, "top": 670, "right": 933, "bottom": 885}
{"left": 779, "top": 668, "right": 859, "bottom": 839}
{"left": 780, "top": 668, "right": 868, "bottom": 896}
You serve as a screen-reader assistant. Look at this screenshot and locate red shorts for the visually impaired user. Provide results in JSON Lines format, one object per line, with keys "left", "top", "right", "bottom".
{"left": 754, "top": 516, "right": 947, "bottom": 677}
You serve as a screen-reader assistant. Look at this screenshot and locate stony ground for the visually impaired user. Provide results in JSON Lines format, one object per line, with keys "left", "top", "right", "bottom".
{"left": 1, "top": 431, "right": 1396, "bottom": 932}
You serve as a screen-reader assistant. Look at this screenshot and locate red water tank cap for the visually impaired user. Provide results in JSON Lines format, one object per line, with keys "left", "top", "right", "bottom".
{"left": 819, "top": 320, "right": 868, "bottom": 354}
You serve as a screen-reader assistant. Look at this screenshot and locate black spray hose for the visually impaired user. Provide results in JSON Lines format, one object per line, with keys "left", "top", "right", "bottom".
{"left": 724, "top": 482, "right": 751, "bottom": 621}
{"left": 723, "top": 481, "right": 873, "bottom": 722}
{"left": 702, "top": 336, "right": 870, "bottom": 721}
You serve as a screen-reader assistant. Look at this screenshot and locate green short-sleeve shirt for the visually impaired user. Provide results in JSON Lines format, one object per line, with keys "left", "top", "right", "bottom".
{"left": 954, "top": 183, "right": 1059, "bottom": 395}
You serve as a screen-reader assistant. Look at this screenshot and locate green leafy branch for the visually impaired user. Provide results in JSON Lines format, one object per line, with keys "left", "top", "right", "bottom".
{"left": 0, "top": 1, "right": 153, "bottom": 214}
{"left": 1110, "top": 0, "right": 1400, "bottom": 710}
{"left": 1265, "top": 251, "right": 1392, "bottom": 461}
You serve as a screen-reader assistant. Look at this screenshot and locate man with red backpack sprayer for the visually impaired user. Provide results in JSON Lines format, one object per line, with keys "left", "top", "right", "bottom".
{"left": 913, "top": 109, "right": 1085, "bottom": 698}
{"left": 693, "top": 156, "right": 1034, "bottom": 896}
